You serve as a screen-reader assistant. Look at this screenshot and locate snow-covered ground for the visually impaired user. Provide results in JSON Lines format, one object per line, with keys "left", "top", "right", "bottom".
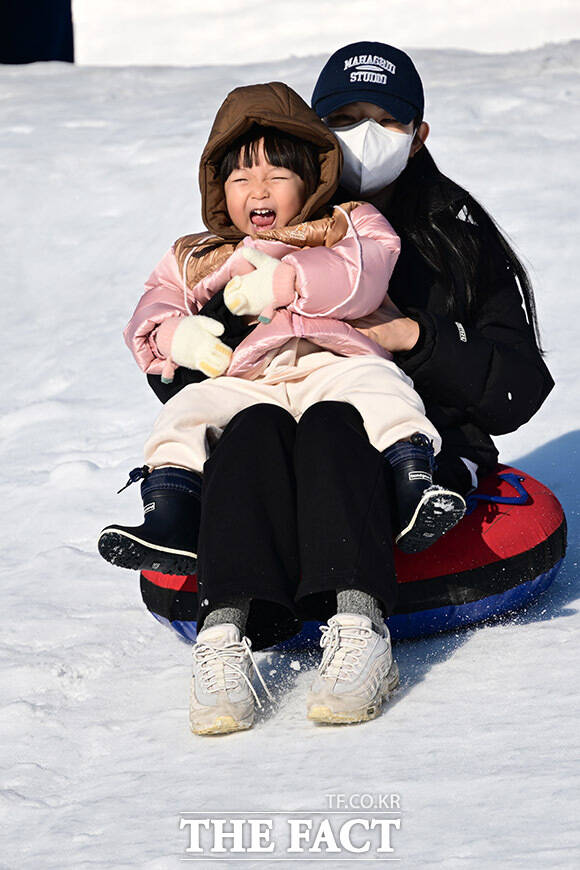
{"left": 71, "top": 0, "right": 580, "bottom": 65}
{"left": 1, "top": 41, "right": 580, "bottom": 869}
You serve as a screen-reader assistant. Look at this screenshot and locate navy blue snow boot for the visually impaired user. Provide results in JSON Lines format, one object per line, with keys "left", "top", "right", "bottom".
{"left": 98, "top": 466, "right": 201, "bottom": 574}
{"left": 382, "top": 434, "right": 466, "bottom": 554}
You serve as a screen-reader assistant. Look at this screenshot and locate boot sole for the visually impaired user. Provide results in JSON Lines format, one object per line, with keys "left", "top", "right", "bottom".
{"left": 190, "top": 715, "right": 253, "bottom": 736}
{"left": 396, "top": 489, "right": 466, "bottom": 554}
{"left": 307, "top": 661, "right": 400, "bottom": 725}
{"left": 98, "top": 528, "right": 197, "bottom": 574}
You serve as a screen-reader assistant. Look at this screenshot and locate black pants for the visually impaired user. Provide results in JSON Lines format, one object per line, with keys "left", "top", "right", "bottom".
{"left": 196, "top": 401, "right": 400, "bottom": 650}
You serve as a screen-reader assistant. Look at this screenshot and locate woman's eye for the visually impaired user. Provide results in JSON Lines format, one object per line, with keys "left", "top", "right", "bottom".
{"left": 381, "top": 119, "right": 407, "bottom": 131}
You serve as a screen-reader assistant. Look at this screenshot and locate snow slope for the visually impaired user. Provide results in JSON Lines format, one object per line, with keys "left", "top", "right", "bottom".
{"left": 1, "top": 43, "right": 580, "bottom": 868}
{"left": 72, "top": 0, "right": 580, "bottom": 65}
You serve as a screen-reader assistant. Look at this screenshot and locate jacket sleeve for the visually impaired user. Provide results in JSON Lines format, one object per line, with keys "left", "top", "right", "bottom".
{"left": 124, "top": 248, "right": 198, "bottom": 374}
{"left": 394, "top": 264, "right": 554, "bottom": 435}
{"left": 125, "top": 246, "right": 257, "bottom": 376}
{"left": 281, "top": 204, "right": 401, "bottom": 320}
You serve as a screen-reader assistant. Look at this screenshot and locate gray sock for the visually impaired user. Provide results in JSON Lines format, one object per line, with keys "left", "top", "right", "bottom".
{"left": 336, "top": 588, "right": 385, "bottom": 635}
{"left": 201, "top": 598, "right": 250, "bottom": 636}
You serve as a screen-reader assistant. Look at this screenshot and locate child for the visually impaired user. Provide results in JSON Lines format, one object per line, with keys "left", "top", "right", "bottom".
{"left": 99, "top": 83, "right": 465, "bottom": 734}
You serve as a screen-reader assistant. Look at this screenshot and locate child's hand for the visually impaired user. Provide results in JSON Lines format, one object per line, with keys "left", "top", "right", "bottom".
{"left": 224, "top": 248, "right": 296, "bottom": 323}
{"left": 156, "top": 315, "right": 232, "bottom": 382}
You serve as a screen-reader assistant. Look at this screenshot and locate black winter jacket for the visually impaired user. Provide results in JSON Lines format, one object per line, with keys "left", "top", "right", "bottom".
{"left": 387, "top": 233, "right": 553, "bottom": 475}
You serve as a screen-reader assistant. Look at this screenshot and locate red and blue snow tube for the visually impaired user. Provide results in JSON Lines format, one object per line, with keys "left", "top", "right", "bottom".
{"left": 139, "top": 465, "right": 567, "bottom": 644}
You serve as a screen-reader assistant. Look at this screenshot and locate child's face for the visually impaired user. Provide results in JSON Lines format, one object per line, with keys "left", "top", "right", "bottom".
{"left": 224, "top": 139, "right": 306, "bottom": 236}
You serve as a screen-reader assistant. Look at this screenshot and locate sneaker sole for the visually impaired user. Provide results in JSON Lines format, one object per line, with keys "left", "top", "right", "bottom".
{"left": 307, "top": 702, "right": 382, "bottom": 724}
{"left": 98, "top": 529, "right": 197, "bottom": 574}
{"left": 190, "top": 715, "right": 253, "bottom": 736}
{"left": 307, "top": 661, "right": 400, "bottom": 725}
{"left": 396, "top": 489, "right": 466, "bottom": 554}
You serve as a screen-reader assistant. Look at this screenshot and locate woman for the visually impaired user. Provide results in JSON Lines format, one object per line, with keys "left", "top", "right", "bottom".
{"left": 312, "top": 41, "right": 553, "bottom": 495}
{"left": 142, "top": 43, "right": 554, "bottom": 734}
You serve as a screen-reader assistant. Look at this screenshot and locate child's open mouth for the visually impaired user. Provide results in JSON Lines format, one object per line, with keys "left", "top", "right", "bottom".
{"left": 250, "top": 208, "right": 277, "bottom": 229}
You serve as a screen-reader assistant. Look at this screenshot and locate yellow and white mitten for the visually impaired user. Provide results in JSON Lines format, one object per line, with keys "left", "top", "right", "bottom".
{"left": 224, "top": 248, "right": 296, "bottom": 323}
{"left": 156, "top": 315, "right": 232, "bottom": 382}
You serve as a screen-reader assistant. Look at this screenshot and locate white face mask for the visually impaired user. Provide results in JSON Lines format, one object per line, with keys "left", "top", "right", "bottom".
{"left": 330, "top": 119, "right": 414, "bottom": 196}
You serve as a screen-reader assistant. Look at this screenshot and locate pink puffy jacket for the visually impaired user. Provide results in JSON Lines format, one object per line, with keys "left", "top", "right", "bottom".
{"left": 125, "top": 203, "right": 400, "bottom": 380}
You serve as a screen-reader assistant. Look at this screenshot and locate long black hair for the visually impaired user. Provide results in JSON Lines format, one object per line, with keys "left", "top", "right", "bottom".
{"left": 388, "top": 145, "right": 543, "bottom": 351}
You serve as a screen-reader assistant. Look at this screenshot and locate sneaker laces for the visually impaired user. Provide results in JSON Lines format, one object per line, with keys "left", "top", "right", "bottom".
{"left": 192, "top": 636, "right": 273, "bottom": 709}
{"left": 318, "top": 619, "right": 374, "bottom": 682}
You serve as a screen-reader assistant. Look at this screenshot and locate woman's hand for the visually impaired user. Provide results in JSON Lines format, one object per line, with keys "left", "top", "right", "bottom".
{"left": 351, "top": 295, "right": 420, "bottom": 353}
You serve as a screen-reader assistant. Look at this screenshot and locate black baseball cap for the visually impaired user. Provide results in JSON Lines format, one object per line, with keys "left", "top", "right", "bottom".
{"left": 312, "top": 41, "right": 424, "bottom": 125}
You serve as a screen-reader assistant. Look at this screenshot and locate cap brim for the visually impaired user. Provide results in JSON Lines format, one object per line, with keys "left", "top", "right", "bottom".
{"left": 314, "top": 90, "right": 417, "bottom": 125}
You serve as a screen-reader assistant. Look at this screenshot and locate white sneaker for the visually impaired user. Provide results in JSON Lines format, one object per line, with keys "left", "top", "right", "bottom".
{"left": 307, "top": 613, "right": 399, "bottom": 724}
{"left": 189, "top": 623, "right": 272, "bottom": 735}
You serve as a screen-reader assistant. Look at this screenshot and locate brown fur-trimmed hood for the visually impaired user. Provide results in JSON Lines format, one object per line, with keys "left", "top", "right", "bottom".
{"left": 198, "top": 82, "right": 343, "bottom": 242}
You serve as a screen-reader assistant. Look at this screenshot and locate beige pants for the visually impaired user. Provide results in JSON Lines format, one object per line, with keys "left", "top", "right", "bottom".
{"left": 145, "top": 347, "right": 441, "bottom": 472}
